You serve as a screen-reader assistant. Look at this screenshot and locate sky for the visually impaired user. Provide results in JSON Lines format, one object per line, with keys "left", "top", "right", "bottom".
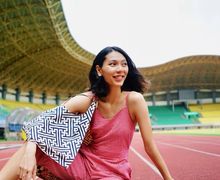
{"left": 61, "top": 0, "right": 220, "bottom": 67}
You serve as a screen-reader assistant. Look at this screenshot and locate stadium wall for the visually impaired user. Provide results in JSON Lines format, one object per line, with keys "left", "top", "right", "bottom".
{"left": 0, "top": 86, "right": 67, "bottom": 105}
{"left": 144, "top": 89, "right": 220, "bottom": 106}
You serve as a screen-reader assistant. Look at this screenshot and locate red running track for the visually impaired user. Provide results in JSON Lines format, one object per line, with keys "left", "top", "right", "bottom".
{"left": 129, "top": 133, "right": 220, "bottom": 180}
{"left": 1, "top": 133, "right": 220, "bottom": 180}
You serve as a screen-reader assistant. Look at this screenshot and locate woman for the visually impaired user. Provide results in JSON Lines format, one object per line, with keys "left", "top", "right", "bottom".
{"left": 0, "top": 46, "right": 173, "bottom": 180}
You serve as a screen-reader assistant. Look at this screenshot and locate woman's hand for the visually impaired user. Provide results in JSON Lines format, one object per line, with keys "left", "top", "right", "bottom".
{"left": 18, "top": 142, "right": 37, "bottom": 180}
{"left": 164, "top": 176, "right": 174, "bottom": 180}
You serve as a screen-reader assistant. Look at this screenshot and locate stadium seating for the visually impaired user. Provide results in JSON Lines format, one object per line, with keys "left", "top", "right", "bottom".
{"left": 188, "top": 103, "right": 220, "bottom": 124}
{"left": 0, "top": 105, "right": 10, "bottom": 126}
{"left": 0, "top": 99, "right": 55, "bottom": 111}
{"left": 148, "top": 104, "right": 198, "bottom": 125}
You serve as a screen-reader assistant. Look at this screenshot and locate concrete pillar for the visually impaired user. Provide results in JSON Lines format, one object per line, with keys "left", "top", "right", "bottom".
{"left": 2, "top": 84, "right": 7, "bottom": 99}
{"left": 166, "top": 91, "right": 171, "bottom": 106}
{"left": 195, "top": 89, "right": 200, "bottom": 104}
{"left": 29, "top": 90, "right": 33, "bottom": 103}
{"left": 15, "top": 88, "right": 20, "bottom": 101}
{"left": 152, "top": 92, "right": 156, "bottom": 106}
{"left": 42, "top": 92, "right": 47, "bottom": 104}
{"left": 212, "top": 90, "right": 216, "bottom": 103}
{"left": 55, "top": 93, "right": 60, "bottom": 105}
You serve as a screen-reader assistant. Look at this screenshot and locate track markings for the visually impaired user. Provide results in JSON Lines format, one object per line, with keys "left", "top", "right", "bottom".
{"left": 157, "top": 142, "right": 220, "bottom": 158}
{"left": 182, "top": 140, "right": 220, "bottom": 146}
{"left": 0, "top": 144, "right": 21, "bottom": 150}
{"left": 130, "top": 146, "right": 162, "bottom": 179}
{"left": 0, "top": 158, "right": 10, "bottom": 162}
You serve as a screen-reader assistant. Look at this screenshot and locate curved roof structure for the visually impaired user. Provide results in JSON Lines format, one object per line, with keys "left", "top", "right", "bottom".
{"left": 139, "top": 55, "right": 220, "bottom": 93}
{"left": 0, "top": 0, "right": 95, "bottom": 96}
{"left": 1, "top": 0, "right": 220, "bottom": 97}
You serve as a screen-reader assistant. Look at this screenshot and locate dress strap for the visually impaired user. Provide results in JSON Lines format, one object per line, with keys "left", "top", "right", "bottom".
{"left": 125, "top": 92, "right": 130, "bottom": 107}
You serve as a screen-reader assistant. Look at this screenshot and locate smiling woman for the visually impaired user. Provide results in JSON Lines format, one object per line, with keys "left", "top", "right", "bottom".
{"left": 96, "top": 51, "right": 129, "bottom": 88}
{"left": 89, "top": 46, "right": 148, "bottom": 98}
{"left": 0, "top": 46, "right": 173, "bottom": 180}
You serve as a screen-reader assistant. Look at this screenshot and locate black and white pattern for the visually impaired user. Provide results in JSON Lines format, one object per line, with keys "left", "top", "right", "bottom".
{"left": 22, "top": 100, "right": 97, "bottom": 168}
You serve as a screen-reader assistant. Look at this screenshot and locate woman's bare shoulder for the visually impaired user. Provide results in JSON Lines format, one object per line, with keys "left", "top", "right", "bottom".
{"left": 126, "top": 91, "right": 147, "bottom": 121}
{"left": 127, "top": 91, "right": 145, "bottom": 103}
{"left": 127, "top": 91, "right": 146, "bottom": 111}
{"left": 63, "top": 91, "right": 94, "bottom": 113}
{"left": 78, "top": 91, "right": 94, "bottom": 98}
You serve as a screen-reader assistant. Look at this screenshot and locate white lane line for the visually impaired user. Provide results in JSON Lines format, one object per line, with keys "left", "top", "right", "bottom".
{"left": 0, "top": 157, "right": 10, "bottom": 162}
{"left": 130, "top": 146, "right": 162, "bottom": 179}
{"left": 0, "top": 144, "right": 22, "bottom": 150}
{"left": 183, "top": 141, "right": 220, "bottom": 146}
{"left": 157, "top": 142, "right": 220, "bottom": 158}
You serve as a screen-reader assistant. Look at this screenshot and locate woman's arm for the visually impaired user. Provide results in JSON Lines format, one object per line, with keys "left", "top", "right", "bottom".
{"left": 0, "top": 141, "right": 37, "bottom": 180}
{"left": 62, "top": 91, "right": 94, "bottom": 113}
{"left": 0, "top": 92, "right": 94, "bottom": 179}
{"left": 18, "top": 141, "right": 37, "bottom": 179}
{"left": 129, "top": 92, "right": 173, "bottom": 180}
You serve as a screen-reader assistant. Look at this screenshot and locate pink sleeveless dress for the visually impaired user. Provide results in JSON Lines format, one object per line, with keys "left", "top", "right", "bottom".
{"left": 36, "top": 94, "right": 135, "bottom": 180}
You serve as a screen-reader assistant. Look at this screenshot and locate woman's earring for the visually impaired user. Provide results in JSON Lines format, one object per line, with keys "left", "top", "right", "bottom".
{"left": 97, "top": 72, "right": 102, "bottom": 77}
{"left": 96, "top": 73, "right": 102, "bottom": 79}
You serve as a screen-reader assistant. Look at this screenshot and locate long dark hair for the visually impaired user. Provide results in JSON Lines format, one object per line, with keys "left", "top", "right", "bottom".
{"left": 89, "top": 46, "right": 149, "bottom": 98}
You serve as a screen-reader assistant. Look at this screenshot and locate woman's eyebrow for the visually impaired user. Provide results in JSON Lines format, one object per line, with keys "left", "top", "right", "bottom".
{"left": 108, "top": 59, "right": 126, "bottom": 62}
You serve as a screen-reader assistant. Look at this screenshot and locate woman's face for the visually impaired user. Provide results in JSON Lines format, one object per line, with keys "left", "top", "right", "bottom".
{"left": 96, "top": 51, "right": 129, "bottom": 88}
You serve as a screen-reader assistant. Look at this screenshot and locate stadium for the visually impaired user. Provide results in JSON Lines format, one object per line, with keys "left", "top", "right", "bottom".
{"left": 0, "top": 0, "right": 220, "bottom": 179}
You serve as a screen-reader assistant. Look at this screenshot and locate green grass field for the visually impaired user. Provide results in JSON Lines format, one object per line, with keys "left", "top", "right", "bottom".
{"left": 154, "top": 128, "right": 220, "bottom": 136}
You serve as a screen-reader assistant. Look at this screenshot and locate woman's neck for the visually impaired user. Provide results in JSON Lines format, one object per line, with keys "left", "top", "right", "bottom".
{"left": 104, "top": 88, "right": 123, "bottom": 104}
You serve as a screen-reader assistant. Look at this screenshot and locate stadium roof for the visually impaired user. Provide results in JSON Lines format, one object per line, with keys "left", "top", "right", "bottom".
{"left": 140, "top": 55, "right": 220, "bottom": 93}
{"left": 1, "top": 0, "right": 220, "bottom": 97}
{"left": 0, "top": 0, "right": 95, "bottom": 96}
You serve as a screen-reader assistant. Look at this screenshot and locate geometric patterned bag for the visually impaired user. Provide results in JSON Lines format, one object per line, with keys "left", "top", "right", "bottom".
{"left": 22, "top": 99, "right": 97, "bottom": 168}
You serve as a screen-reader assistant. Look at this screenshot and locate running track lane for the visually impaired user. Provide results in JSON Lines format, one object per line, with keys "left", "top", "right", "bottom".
{"left": 129, "top": 133, "right": 220, "bottom": 180}
{"left": 0, "top": 147, "right": 20, "bottom": 170}
{"left": 1, "top": 133, "right": 220, "bottom": 179}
